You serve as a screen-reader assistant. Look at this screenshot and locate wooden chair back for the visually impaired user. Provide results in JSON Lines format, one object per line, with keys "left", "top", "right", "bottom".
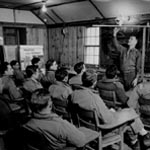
{"left": 99, "top": 89, "right": 122, "bottom": 110}
{"left": 75, "top": 104, "right": 125, "bottom": 150}
{"left": 52, "top": 98, "right": 72, "bottom": 122}
{"left": 138, "top": 93, "right": 150, "bottom": 129}
{"left": 21, "top": 126, "right": 49, "bottom": 150}
{"left": 75, "top": 105, "right": 100, "bottom": 131}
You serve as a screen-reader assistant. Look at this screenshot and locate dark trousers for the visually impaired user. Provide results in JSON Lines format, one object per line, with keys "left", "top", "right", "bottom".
{"left": 123, "top": 71, "right": 136, "bottom": 91}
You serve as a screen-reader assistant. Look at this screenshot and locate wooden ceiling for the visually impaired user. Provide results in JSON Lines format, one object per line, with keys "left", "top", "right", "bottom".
{"left": 0, "top": 0, "right": 150, "bottom": 26}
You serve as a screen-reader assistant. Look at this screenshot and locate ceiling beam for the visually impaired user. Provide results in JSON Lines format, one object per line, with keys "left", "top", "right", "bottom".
{"left": 51, "top": 9, "right": 65, "bottom": 23}
{"left": 47, "top": 13, "right": 150, "bottom": 28}
{"left": 88, "top": 0, "right": 105, "bottom": 18}
{"left": 31, "top": 10, "right": 47, "bottom": 26}
{"left": 47, "top": 18, "right": 104, "bottom": 28}
{"left": 32, "top": 0, "right": 87, "bottom": 11}
{"left": 13, "top": 1, "right": 42, "bottom": 10}
{"left": 45, "top": 12, "right": 57, "bottom": 23}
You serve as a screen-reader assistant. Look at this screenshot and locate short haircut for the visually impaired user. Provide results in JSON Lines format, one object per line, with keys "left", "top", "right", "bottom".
{"left": 30, "top": 88, "right": 51, "bottom": 113}
{"left": 45, "top": 59, "right": 55, "bottom": 71}
{"left": 74, "top": 62, "right": 84, "bottom": 74}
{"left": 0, "top": 62, "right": 9, "bottom": 75}
{"left": 55, "top": 68, "right": 68, "bottom": 81}
{"left": 10, "top": 60, "right": 18, "bottom": 67}
{"left": 31, "top": 57, "right": 40, "bottom": 65}
{"left": 105, "top": 65, "right": 118, "bottom": 79}
{"left": 130, "top": 34, "right": 138, "bottom": 40}
{"left": 82, "top": 70, "right": 97, "bottom": 87}
{"left": 25, "top": 65, "right": 38, "bottom": 78}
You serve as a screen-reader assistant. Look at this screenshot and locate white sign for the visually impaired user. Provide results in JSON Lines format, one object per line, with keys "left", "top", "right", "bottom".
{"left": 4, "top": 45, "right": 17, "bottom": 62}
{"left": 19, "top": 45, "right": 44, "bottom": 70}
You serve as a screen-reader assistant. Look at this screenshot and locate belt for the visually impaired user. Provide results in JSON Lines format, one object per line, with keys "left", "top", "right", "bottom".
{"left": 123, "top": 70, "right": 135, "bottom": 73}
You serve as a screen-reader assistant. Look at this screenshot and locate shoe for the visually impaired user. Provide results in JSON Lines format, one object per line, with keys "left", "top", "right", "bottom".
{"left": 142, "top": 132, "right": 150, "bottom": 147}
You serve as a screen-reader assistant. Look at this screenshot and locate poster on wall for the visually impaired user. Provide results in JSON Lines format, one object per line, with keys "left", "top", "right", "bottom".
{"left": 19, "top": 45, "right": 44, "bottom": 70}
{"left": 4, "top": 45, "right": 17, "bottom": 62}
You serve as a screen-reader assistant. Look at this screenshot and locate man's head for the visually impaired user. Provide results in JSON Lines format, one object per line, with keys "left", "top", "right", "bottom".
{"left": 82, "top": 70, "right": 97, "bottom": 87}
{"left": 31, "top": 57, "right": 41, "bottom": 67}
{"left": 30, "top": 88, "right": 52, "bottom": 113}
{"left": 55, "top": 68, "right": 68, "bottom": 82}
{"left": 25, "top": 65, "right": 39, "bottom": 79}
{"left": 0, "top": 62, "right": 13, "bottom": 76}
{"left": 74, "top": 62, "right": 86, "bottom": 74}
{"left": 45, "top": 59, "right": 58, "bottom": 71}
{"left": 105, "top": 65, "right": 118, "bottom": 79}
{"left": 10, "top": 60, "right": 19, "bottom": 70}
{"left": 128, "top": 35, "right": 138, "bottom": 48}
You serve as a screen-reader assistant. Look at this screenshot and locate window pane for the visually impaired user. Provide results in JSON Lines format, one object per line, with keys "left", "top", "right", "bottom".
{"left": 87, "top": 28, "right": 91, "bottom": 36}
{"left": 88, "top": 56, "right": 93, "bottom": 64}
{"left": 95, "top": 38, "right": 99, "bottom": 45}
{"left": 94, "top": 47, "right": 99, "bottom": 55}
{"left": 94, "top": 56, "right": 99, "bottom": 64}
{"left": 95, "top": 28, "right": 99, "bottom": 36}
{"left": 90, "top": 28, "right": 95, "bottom": 37}
{"left": 86, "top": 37, "right": 90, "bottom": 45}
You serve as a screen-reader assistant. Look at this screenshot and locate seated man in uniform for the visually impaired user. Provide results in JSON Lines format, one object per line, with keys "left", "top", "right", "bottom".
{"left": 69, "top": 62, "right": 86, "bottom": 86}
{"left": 24, "top": 88, "right": 87, "bottom": 149}
{"left": 41, "top": 59, "right": 58, "bottom": 89}
{"left": 0, "top": 62, "right": 22, "bottom": 101}
{"left": 49, "top": 68, "right": 72, "bottom": 101}
{"left": 96, "top": 64, "right": 129, "bottom": 108}
{"left": 10, "top": 60, "right": 25, "bottom": 87}
{"left": 23, "top": 65, "right": 43, "bottom": 93}
{"left": 71, "top": 70, "right": 150, "bottom": 149}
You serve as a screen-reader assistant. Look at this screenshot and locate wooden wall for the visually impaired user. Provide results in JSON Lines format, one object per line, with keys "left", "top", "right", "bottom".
{"left": 0, "top": 25, "right": 88, "bottom": 67}
{"left": 0, "top": 24, "right": 47, "bottom": 62}
{"left": 48, "top": 26, "right": 85, "bottom": 67}
{"left": 26, "top": 27, "right": 48, "bottom": 61}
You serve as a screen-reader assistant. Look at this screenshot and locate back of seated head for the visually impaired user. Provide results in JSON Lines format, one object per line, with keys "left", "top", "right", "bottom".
{"left": 31, "top": 57, "right": 40, "bottom": 66}
{"left": 26, "top": 65, "right": 38, "bottom": 78}
{"left": 45, "top": 59, "right": 55, "bottom": 71}
{"left": 10, "top": 60, "right": 18, "bottom": 67}
{"left": 0, "top": 61, "right": 9, "bottom": 75}
{"left": 30, "top": 88, "right": 51, "bottom": 113}
{"left": 106, "top": 64, "right": 118, "bottom": 79}
{"left": 74, "top": 62, "right": 84, "bottom": 74}
{"left": 55, "top": 68, "right": 68, "bottom": 82}
{"left": 82, "top": 70, "right": 97, "bottom": 87}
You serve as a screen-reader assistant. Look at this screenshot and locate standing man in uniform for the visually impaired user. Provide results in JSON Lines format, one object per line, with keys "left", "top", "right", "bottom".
{"left": 113, "top": 27, "right": 141, "bottom": 91}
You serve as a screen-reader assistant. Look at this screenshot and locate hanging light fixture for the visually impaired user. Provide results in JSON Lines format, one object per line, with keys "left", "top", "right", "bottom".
{"left": 41, "top": 0, "right": 47, "bottom": 12}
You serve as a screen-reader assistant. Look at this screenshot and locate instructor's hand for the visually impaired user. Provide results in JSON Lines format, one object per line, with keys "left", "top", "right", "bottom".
{"left": 113, "top": 27, "right": 120, "bottom": 37}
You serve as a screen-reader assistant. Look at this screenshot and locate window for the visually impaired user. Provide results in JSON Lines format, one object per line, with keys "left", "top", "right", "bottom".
{"left": 84, "top": 27, "right": 100, "bottom": 65}
{"left": 3, "top": 27, "right": 26, "bottom": 45}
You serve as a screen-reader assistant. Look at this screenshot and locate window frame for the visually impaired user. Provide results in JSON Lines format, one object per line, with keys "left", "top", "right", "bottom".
{"left": 84, "top": 27, "right": 100, "bottom": 67}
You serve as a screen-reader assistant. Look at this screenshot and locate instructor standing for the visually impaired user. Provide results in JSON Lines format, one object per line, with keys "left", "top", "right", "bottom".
{"left": 113, "top": 27, "right": 141, "bottom": 91}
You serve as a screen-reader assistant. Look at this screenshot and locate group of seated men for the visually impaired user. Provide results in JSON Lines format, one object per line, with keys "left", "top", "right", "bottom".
{"left": 1, "top": 58, "right": 150, "bottom": 150}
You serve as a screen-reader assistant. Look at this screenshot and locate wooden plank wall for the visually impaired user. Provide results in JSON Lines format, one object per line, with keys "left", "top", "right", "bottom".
{"left": 26, "top": 27, "right": 48, "bottom": 61}
{"left": 48, "top": 26, "right": 85, "bottom": 67}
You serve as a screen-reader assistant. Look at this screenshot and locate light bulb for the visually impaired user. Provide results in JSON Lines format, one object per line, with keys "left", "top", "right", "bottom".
{"left": 41, "top": 2, "right": 47, "bottom": 12}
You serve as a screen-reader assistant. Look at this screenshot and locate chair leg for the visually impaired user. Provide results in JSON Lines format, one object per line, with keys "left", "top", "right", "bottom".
{"left": 120, "top": 131, "right": 124, "bottom": 150}
{"left": 99, "top": 137, "right": 102, "bottom": 150}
